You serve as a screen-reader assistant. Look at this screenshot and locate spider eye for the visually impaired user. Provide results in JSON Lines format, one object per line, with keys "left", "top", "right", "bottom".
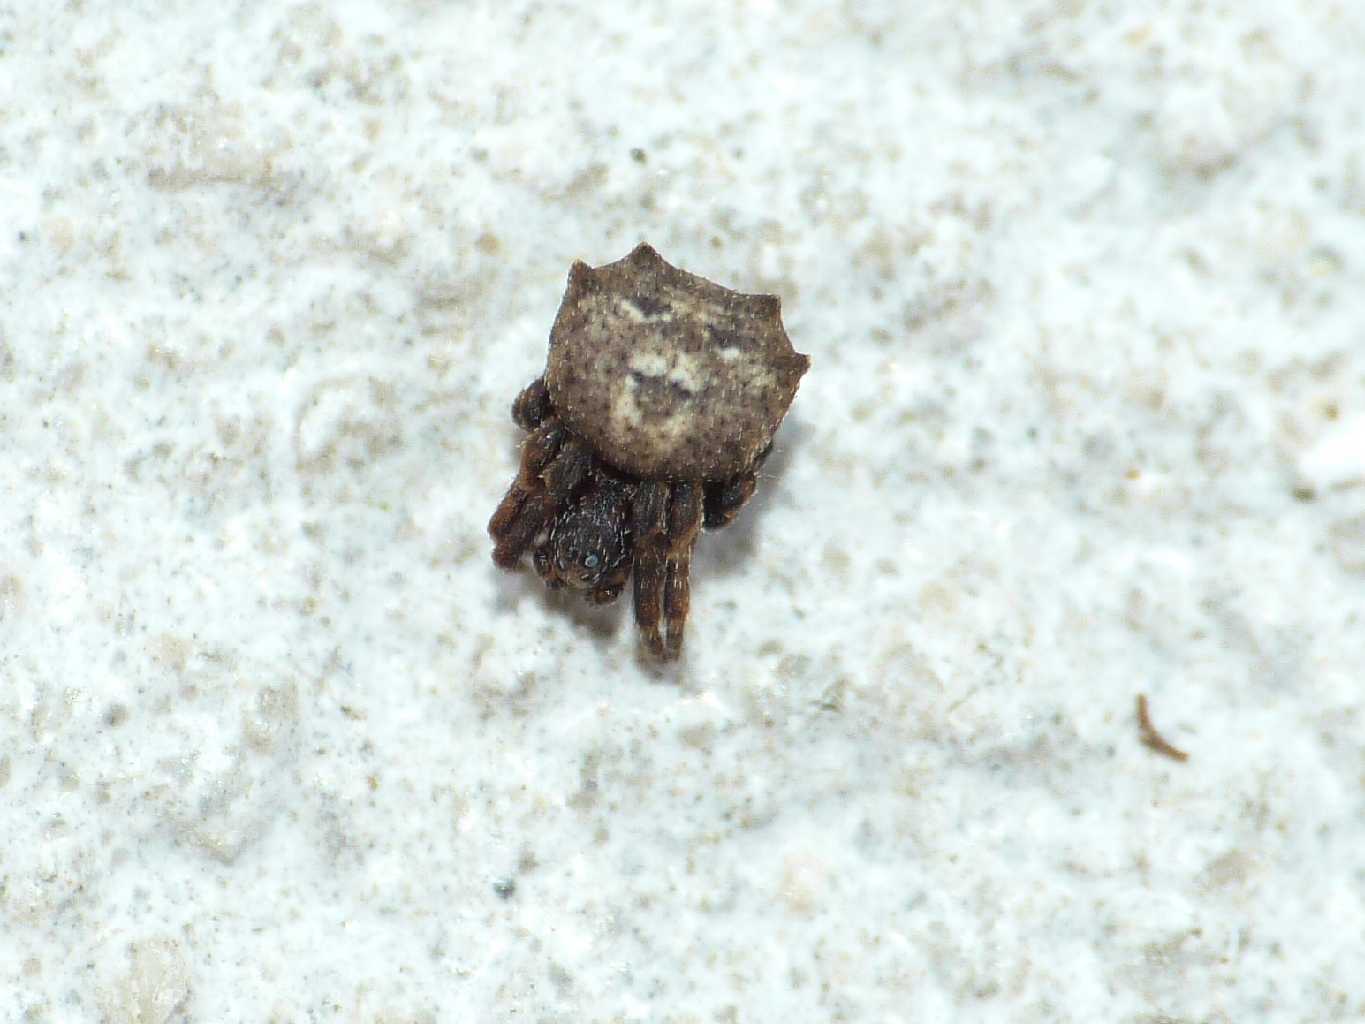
{"left": 583, "top": 553, "right": 600, "bottom": 570}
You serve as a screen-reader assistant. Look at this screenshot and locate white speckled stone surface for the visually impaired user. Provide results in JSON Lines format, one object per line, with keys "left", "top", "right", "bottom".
{"left": 3, "top": 2, "right": 1363, "bottom": 1021}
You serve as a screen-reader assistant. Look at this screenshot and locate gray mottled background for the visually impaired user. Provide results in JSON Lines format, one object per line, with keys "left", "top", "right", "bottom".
{"left": 2, "top": 1, "right": 1363, "bottom": 1020}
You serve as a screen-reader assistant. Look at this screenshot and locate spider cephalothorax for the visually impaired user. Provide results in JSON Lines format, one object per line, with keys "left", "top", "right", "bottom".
{"left": 488, "top": 243, "right": 809, "bottom": 659}
{"left": 534, "top": 477, "right": 632, "bottom": 602}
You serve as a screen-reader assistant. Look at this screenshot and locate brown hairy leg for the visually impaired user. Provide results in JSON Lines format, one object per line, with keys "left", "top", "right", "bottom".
{"left": 631, "top": 481, "right": 669, "bottom": 658}
{"left": 702, "top": 472, "right": 756, "bottom": 529}
{"left": 661, "top": 482, "right": 703, "bottom": 659}
{"left": 632, "top": 480, "right": 703, "bottom": 660}
{"left": 490, "top": 377, "right": 595, "bottom": 570}
{"left": 489, "top": 378, "right": 559, "bottom": 548}
{"left": 703, "top": 443, "right": 770, "bottom": 529}
{"left": 489, "top": 420, "right": 560, "bottom": 540}
{"left": 488, "top": 427, "right": 591, "bottom": 569}
{"left": 587, "top": 578, "right": 626, "bottom": 605}
{"left": 512, "top": 377, "right": 551, "bottom": 430}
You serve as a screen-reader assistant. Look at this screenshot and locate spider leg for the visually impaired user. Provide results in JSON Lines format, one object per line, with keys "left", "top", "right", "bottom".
{"left": 586, "top": 579, "right": 625, "bottom": 605}
{"left": 489, "top": 427, "right": 592, "bottom": 569}
{"left": 661, "top": 482, "right": 703, "bottom": 659}
{"left": 632, "top": 481, "right": 703, "bottom": 660}
{"left": 702, "top": 443, "right": 770, "bottom": 529}
{"left": 631, "top": 482, "right": 669, "bottom": 658}
{"left": 511, "top": 377, "right": 552, "bottom": 430}
{"left": 703, "top": 472, "right": 756, "bottom": 529}
{"left": 488, "top": 420, "right": 563, "bottom": 542}
{"left": 532, "top": 545, "right": 563, "bottom": 588}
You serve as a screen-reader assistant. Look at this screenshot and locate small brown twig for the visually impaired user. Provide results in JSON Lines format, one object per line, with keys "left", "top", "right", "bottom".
{"left": 1136, "top": 694, "right": 1189, "bottom": 762}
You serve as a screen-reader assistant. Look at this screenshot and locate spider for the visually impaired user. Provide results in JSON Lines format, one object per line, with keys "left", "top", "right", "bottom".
{"left": 488, "top": 243, "right": 809, "bottom": 659}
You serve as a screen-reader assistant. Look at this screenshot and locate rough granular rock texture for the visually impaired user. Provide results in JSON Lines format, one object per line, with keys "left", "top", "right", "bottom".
{"left": 5, "top": 1, "right": 1365, "bottom": 1021}
{"left": 546, "top": 244, "right": 810, "bottom": 480}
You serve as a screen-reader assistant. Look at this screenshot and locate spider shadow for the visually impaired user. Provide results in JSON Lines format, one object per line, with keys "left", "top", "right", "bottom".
{"left": 694, "top": 415, "right": 809, "bottom": 581}
{"left": 493, "top": 564, "right": 629, "bottom": 648}
{"left": 548, "top": 585, "right": 630, "bottom": 645}
{"left": 494, "top": 568, "right": 689, "bottom": 679}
